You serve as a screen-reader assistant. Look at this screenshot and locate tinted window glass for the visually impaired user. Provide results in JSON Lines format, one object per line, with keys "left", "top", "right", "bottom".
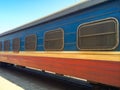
{"left": 4, "top": 40, "right": 10, "bottom": 51}
{"left": 0, "top": 42, "right": 2, "bottom": 51}
{"left": 13, "top": 38, "right": 20, "bottom": 52}
{"left": 44, "top": 29, "right": 64, "bottom": 51}
{"left": 78, "top": 18, "right": 118, "bottom": 50}
{"left": 25, "top": 34, "right": 37, "bottom": 51}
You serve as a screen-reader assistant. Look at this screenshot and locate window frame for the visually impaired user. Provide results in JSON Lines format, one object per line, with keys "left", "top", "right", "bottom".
{"left": 44, "top": 28, "right": 64, "bottom": 51}
{"left": 77, "top": 17, "right": 119, "bottom": 50}
{"left": 12, "top": 38, "right": 20, "bottom": 52}
{"left": 25, "top": 34, "right": 37, "bottom": 51}
{"left": 0, "top": 41, "right": 2, "bottom": 51}
{"left": 4, "top": 40, "right": 10, "bottom": 51}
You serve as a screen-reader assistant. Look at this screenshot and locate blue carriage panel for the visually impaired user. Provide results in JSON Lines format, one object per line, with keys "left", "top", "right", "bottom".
{"left": 36, "top": 31, "right": 45, "bottom": 38}
{"left": 37, "top": 45, "right": 44, "bottom": 51}
{"left": 37, "top": 38, "right": 43, "bottom": 46}
{"left": 64, "top": 33, "right": 76, "bottom": 44}
{"left": 62, "top": 23, "right": 78, "bottom": 33}
{"left": 20, "top": 40, "right": 24, "bottom": 51}
{"left": 64, "top": 43, "right": 77, "bottom": 51}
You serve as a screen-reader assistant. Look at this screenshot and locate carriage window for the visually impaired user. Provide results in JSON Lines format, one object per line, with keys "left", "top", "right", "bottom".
{"left": 78, "top": 18, "right": 118, "bottom": 50}
{"left": 4, "top": 40, "right": 10, "bottom": 51}
{"left": 0, "top": 42, "right": 2, "bottom": 51}
{"left": 25, "top": 34, "right": 37, "bottom": 51}
{"left": 13, "top": 38, "right": 20, "bottom": 52}
{"left": 44, "top": 29, "right": 64, "bottom": 51}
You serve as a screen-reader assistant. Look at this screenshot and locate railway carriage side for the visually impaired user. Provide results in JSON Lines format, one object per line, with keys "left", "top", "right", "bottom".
{"left": 0, "top": 0, "right": 120, "bottom": 88}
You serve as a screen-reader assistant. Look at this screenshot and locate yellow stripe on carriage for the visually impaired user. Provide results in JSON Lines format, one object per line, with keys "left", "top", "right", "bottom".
{"left": 0, "top": 51, "right": 120, "bottom": 62}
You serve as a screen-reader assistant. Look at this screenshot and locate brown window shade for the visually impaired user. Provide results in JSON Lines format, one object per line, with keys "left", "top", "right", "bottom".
{"left": 4, "top": 40, "right": 10, "bottom": 51}
{"left": 13, "top": 38, "right": 20, "bottom": 52}
{"left": 78, "top": 18, "right": 118, "bottom": 50}
{"left": 25, "top": 34, "right": 37, "bottom": 51}
{"left": 0, "top": 42, "right": 2, "bottom": 51}
{"left": 44, "top": 29, "right": 64, "bottom": 51}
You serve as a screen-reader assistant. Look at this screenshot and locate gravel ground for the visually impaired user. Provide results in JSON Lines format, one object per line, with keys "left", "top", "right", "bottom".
{"left": 0, "top": 66, "right": 89, "bottom": 90}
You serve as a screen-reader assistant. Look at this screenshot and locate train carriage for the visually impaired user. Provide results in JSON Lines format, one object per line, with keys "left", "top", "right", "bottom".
{"left": 0, "top": 0, "right": 120, "bottom": 88}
